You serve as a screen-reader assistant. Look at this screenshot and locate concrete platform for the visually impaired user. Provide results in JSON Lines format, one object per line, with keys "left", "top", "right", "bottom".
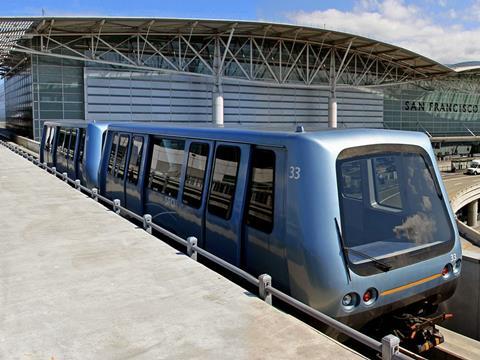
{"left": 0, "top": 145, "right": 363, "bottom": 359}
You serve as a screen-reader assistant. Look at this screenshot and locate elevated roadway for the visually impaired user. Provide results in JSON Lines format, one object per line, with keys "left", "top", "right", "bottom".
{"left": 442, "top": 172, "right": 480, "bottom": 213}
{"left": 0, "top": 145, "right": 363, "bottom": 359}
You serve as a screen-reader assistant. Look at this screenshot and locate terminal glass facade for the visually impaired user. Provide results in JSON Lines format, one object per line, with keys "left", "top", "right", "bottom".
{"left": 383, "top": 77, "right": 480, "bottom": 136}
{"left": 4, "top": 65, "right": 32, "bottom": 137}
{"left": 31, "top": 55, "right": 84, "bottom": 140}
{"left": 4, "top": 55, "right": 84, "bottom": 140}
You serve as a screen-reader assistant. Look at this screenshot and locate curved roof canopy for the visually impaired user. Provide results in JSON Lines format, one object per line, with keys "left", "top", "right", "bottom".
{"left": 0, "top": 17, "right": 453, "bottom": 86}
{"left": 450, "top": 62, "right": 480, "bottom": 74}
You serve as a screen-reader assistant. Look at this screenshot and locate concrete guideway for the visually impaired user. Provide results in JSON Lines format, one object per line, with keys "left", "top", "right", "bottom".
{"left": 437, "top": 325, "right": 480, "bottom": 360}
{"left": 0, "top": 146, "right": 364, "bottom": 359}
{"left": 441, "top": 172, "right": 480, "bottom": 242}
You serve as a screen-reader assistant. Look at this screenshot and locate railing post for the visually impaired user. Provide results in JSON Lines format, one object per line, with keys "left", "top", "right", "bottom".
{"left": 43, "top": 162, "right": 47, "bottom": 170}
{"left": 113, "top": 199, "right": 121, "bottom": 214}
{"left": 187, "top": 236, "right": 198, "bottom": 261}
{"left": 258, "top": 274, "right": 272, "bottom": 305}
{"left": 92, "top": 188, "right": 98, "bottom": 202}
{"left": 74, "top": 179, "right": 81, "bottom": 190}
{"left": 382, "top": 335, "right": 400, "bottom": 360}
{"left": 51, "top": 166, "right": 56, "bottom": 175}
{"left": 62, "top": 172, "right": 68, "bottom": 182}
{"left": 143, "top": 214, "right": 152, "bottom": 234}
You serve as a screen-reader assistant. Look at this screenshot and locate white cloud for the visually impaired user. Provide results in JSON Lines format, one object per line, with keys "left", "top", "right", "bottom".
{"left": 286, "top": 0, "right": 480, "bottom": 64}
{"left": 438, "top": 0, "right": 447, "bottom": 7}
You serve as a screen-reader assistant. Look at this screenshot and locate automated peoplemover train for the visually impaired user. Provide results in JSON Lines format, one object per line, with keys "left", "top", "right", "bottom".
{"left": 40, "top": 121, "right": 108, "bottom": 189}
{"left": 41, "top": 122, "right": 461, "bottom": 351}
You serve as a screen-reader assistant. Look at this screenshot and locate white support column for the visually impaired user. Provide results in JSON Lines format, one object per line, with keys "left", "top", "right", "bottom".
{"left": 467, "top": 200, "right": 478, "bottom": 227}
{"left": 328, "top": 51, "right": 337, "bottom": 128}
{"left": 212, "top": 92, "right": 224, "bottom": 126}
{"left": 212, "top": 36, "right": 224, "bottom": 126}
{"left": 328, "top": 94, "right": 337, "bottom": 128}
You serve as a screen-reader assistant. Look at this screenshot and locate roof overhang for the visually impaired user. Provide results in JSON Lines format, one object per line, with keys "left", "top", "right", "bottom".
{"left": 0, "top": 17, "right": 454, "bottom": 85}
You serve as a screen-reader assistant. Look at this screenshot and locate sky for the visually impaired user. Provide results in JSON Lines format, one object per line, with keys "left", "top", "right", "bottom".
{"left": 5, "top": 0, "right": 480, "bottom": 64}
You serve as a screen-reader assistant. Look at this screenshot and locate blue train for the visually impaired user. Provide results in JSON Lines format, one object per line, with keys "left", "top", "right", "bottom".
{"left": 40, "top": 121, "right": 108, "bottom": 189}
{"left": 40, "top": 122, "right": 461, "bottom": 352}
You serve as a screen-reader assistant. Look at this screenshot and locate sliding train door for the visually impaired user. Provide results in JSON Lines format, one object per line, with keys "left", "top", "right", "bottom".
{"left": 204, "top": 142, "right": 251, "bottom": 266}
{"left": 76, "top": 128, "right": 87, "bottom": 185}
{"left": 241, "top": 146, "right": 289, "bottom": 291}
{"left": 41, "top": 125, "right": 57, "bottom": 166}
{"left": 124, "top": 134, "right": 147, "bottom": 215}
{"left": 175, "top": 140, "right": 214, "bottom": 247}
{"left": 104, "top": 133, "right": 130, "bottom": 206}
{"left": 66, "top": 128, "right": 78, "bottom": 179}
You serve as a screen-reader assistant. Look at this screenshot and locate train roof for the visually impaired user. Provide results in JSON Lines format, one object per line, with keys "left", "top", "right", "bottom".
{"left": 44, "top": 120, "right": 111, "bottom": 129}
{"left": 106, "top": 122, "right": 431, "bottom": 148}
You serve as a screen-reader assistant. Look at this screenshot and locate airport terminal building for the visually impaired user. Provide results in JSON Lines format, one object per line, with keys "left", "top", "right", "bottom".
{"left": 1, "top": 17, "right": 478, "bottom": 141}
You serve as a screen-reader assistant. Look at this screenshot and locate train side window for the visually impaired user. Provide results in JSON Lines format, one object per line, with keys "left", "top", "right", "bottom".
{"left": 127, "top": 136, "right": 144, "bottom": 185}
{"left": 183, "top": 142, "right": 209, "bottom": 208}
{"left": 108, "top": 133, "right": 119, "bottom": 174}
{"left": 49, "top": 127, "right": 57, "bottom": 154}
{"left": 340, "top": 160, "right": 363, "bottom": 200}
{"left": 69, "top": 129, "right": 78, "bottom": 160}
{"left": 371, "top": 156, "right": 403, "bottom": 210}
{"left": 57, "top": 128, "right": 66, "bottom": 157}
{"left": 207, "top": 145, "right": 240, "bottom": 219}
{"left": 115, "top": 135, "right": 130, "bottom": 179}
{"left": 64, "top": 129, "right": 72, "bottom": 158}
{"left": 148, "top": 138, "right": 185, "bottom": 198}
{"left": 78, "top": 129, "right": 86, "bottom": 164}
{"left": 246, "top": 149, "right": 275, "bottom": 233}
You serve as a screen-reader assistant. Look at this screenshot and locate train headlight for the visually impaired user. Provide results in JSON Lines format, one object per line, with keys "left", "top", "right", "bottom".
{"left": 341, "top": 292, "right": 359, "bottom": 310}
{"left": 362, "top": 288, "right": 378, "bottom": 306}
{"left": 342, "top": 294, "right": 353, "bottom": 306}
{"left": 453, "top": 259, "right": 462, "bottom": 274}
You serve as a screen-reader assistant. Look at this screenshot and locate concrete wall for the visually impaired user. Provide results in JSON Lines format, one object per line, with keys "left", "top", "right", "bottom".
{"left": 12, "top": 134, "right": 40, "bottom": 155}
{"left": 85, "top": 69, "right": 384, "bottom": 129}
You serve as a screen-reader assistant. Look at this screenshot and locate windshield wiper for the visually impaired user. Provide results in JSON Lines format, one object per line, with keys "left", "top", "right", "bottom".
{"left": 335, "top": 218, "right": 352, "bottom": 282}
{"left": 345, "top": 247, "right": 392, "bottom": 272}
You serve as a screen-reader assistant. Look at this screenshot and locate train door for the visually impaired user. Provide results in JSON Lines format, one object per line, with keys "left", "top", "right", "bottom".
{"left": 204, "top": 143, "right": 251, "bottom": 266}
{"left": 144, "top": 136, "right": 186, "bottom": 234}
{"left": 55, "top": 127, "right": 69, "bottom": 174}
{"left": 66, "top": 128, "right": 78, "bottom": 179}
{"left": 242, "top": 147, "right": 289, "bottom": 291}
{"left": 124, "top": 134, "right": 147, "bottom": 215}
{"left": 175, "top": 140, "right": 214, "bottom": 246}
{"left": 105, "top": 133, "right": 130, "bottom": 205}
{"left": 76, "top": 128, "right": 87, "bottom": 185}
{"left": 42, "top": 125, "right": 57, "bottom": 166}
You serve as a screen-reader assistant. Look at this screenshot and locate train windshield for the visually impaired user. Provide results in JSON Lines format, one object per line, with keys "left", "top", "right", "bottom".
{"left": 337, "top": 145, "right": 454, "bottom": 275}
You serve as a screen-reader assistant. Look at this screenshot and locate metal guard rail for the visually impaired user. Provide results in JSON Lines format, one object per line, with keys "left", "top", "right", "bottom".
{"left": 0, "top": 140, "right": 413, "bottom": 360}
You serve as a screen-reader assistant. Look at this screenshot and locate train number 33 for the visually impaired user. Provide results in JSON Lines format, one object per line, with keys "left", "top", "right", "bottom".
{"left": 289, "top": 166, "right": 301, "bottom": 180}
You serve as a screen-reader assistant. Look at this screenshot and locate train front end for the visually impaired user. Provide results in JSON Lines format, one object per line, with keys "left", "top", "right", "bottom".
{"left": 318, "top": 130, "right": 461, "bottom": 352}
